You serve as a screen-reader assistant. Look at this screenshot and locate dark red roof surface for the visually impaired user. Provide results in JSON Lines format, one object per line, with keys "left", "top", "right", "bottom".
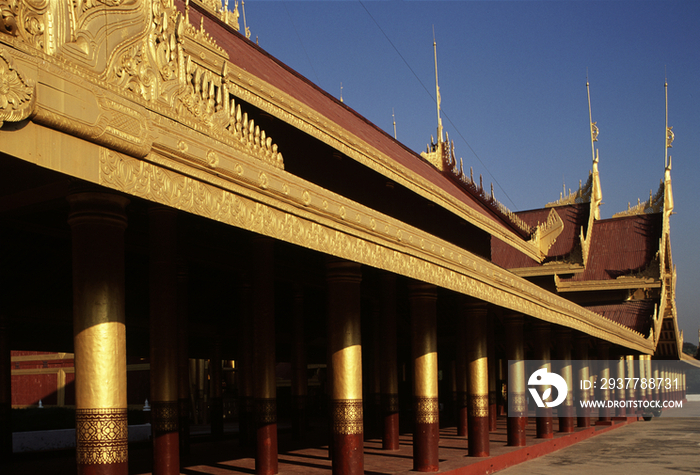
{"left": 585, "top": 300, "right": 655, "bottom": 335}
{"left": 491, "top": 204, "right": 588, "bottom": 269}
{"left": 560, "top": 213, "right": 662, "bottom": 282}
{"left": 183, "top": 2, "right": 523, "bottom": 235}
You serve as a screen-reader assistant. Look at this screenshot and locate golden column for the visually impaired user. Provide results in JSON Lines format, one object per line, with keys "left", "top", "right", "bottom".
{"left": 574, "top": 335, "right": 590, "bottom": 427}
{"left": 532, "top": 322, "right": 553, "bottom": 438}
{"left": 0, "top": 314, "right": 11, "bottom": 465}
{"left": 615, "top": 354, "right": 626, "bottom": 417}
{"left": 68, "top": 190, "right": 129, "bottom": 475}
{"left": 291, "top": 284, "right": 308, "bottom": 436}
{"left": 651, "top": 359, "right": 660, "bottom": 405}
{"left": 210, "top": 339, "right": 224, "bottom": 439}
{"left": 326, "top": 258, "right": 363, "bottom": 475}
{"left": 597, "top": 342, "right": 611, "bottom": 422}
{"left": 644, "top": 355, "right": 653, "bottom": 402}
{"left": 149, "top": 205, "right": 180, "bottom": 475}
{"left": 237, "top": 274, "right": 255, "bottom": 447}
{"left": 368, "top": 297, "right": 382, "bottom": 439}
{"left": 409, "top": 282, "right": 439, "bottom": 472}
{"left": 380, "top": 274, "right": 399, "bottom": 451}
{"left": 455, "top": 315, "right": 468, "bottom": 437}
{"left": 176, "top": 261, "right": 190, "bottom": 455}
{"left": 465, "top": 300, "right": 490, "bottom": 456}
{"left": 505, "top": 314, "right": 526, "bottom": 447}
{"left": 554, "top": 328, "right": 574, "bottom": 432}
{"left": 487, "top": 316, "right": 497, "bottom": 432}
{"left": 252, "top": 237, "right": 277, "bottom": 475}
{"left": 625, "top": 355, "right": 636, "bottom": 416}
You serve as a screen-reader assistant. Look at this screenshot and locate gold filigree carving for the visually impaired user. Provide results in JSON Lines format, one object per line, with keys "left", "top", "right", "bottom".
{"left": 151, "top": 400, "right": 178, "bottom": 433}
{"left": 0, "top": 47, "right": 35, "bottom": 127}
{"left": 468, "top": 394, "right": 489, "bottom": 418}
{"left": 206, "top": 149, "right": 218, "bottom": 168}
{"left": 415, "top": 396, "right": 439, "bottom": 425}
{"left": 75, "top": 408, "right": 128, "bottom": 465}
{"left": 331, "top": 399, "right": 363, "bottom": 435}
{"left": 254, "top": 397, "right": 276, "bottom": 425}
{"left": 381, "top": 393, "right": 399, "bottom": 414}
{"left": 509, "top": 392, "right": 528, "bottom": 415}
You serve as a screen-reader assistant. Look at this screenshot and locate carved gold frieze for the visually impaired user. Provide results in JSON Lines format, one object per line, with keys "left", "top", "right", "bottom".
{"left": 51, "top": 145, "right": 646, "bottom": 353}
{"left": 0, "top": 47, "right": 34, "bottom": 126}
{"left": 468, "top": 394, "right": 489, "bottom": 418}
{"left": 415, "top": 396, "right": 439, "bottom": 425}
{"left": 331, "top": 399, "right": 363, "bottom": 435}
{"left": 75, "top": 408, "right": 129, "bottom": 465}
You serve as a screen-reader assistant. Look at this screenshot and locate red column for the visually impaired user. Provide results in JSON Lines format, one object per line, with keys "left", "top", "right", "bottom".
{"left": 555, "top": 328, "right": 574, "bottom": 433}
{"left": 533, "top": 323, "right": 553, "bottom": 439}
{"left": 291, "top": 284, "right": 308, "bottom": 436}
{"left": 0, "top": 315, "right": 11, "bottom": 466}
{"left": 380, "top": 274, "right": 399, "bottom": 451}
{"left": 237, "top": 275, "right": 255, "bottom": 448}
{"left": 326, "top": 258, "right": 364, "bottom": 475}
{"left": 465, "top": 300, "right": 489, "bottom": 457}
{"left": 506, "top": 314, "right": 526, "bottom": 447}
{"left": 252, "top": 237, "right": 277, "bottom": 475}
{"left": 210, "top": 340, "right": 224, "bottom": 439}
{"left": 177, "top": 262, "right": 190, "bottom": 456}
{"left": 409, "top": 282, "right": 439, "bottom": 472}
{"left": 149, "top": 205, "right": 180, "bottom": 475}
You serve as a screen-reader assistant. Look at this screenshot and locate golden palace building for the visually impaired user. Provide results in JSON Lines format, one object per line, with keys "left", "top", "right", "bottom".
{"left": 0, "top": 1, "right": 690, "bottom": 474}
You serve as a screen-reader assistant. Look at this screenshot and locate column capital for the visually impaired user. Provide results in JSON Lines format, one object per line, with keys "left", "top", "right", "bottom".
{"left": 407, "top": 281, "right": 437, "bottom": 301}
{"left": 67, "top": 190, "right": 129, "bottom": 228}
{"left": 325, "top": 257, "right": 362, "bottom": 284}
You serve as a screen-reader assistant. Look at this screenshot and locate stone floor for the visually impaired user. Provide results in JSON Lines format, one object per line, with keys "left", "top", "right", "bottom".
{"left": 6, "top": 415, "right": 639, "bottom": 475}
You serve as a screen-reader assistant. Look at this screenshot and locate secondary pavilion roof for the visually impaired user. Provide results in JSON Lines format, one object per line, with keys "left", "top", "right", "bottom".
{"left": 559, "top": 213, "right": 663, "bottom": 284}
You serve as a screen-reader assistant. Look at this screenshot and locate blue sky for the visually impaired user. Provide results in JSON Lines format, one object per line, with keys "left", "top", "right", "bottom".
{"left": 241, "top": 1, "right": 700, "bottom": 342}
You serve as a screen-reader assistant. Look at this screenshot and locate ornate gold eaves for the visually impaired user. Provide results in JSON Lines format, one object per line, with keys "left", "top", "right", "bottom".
{"left": 0, "top": 47, "right": 35, "bottom": 126}
{"left": 613, "top": 183, "right": 664, "bottom": 218}
{"left": 93, "top": 147, "right": 652, "bottom": 353}
{"left": 546, "top": 173, "right": 593, "bottom": 208}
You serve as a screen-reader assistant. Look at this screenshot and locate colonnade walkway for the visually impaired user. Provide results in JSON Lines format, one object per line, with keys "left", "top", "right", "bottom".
{"left": 8, "top": 415, "right": 644, "bottom": 475}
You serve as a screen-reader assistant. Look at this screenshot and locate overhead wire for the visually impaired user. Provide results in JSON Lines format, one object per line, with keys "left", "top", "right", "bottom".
{"left": 357, "top": 1, "right": 519, "bottom": 210}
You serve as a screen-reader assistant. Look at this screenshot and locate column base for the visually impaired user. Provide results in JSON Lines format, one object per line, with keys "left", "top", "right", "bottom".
{"left": 468, "top": 416, "right": 489, "bottom": 457}
{"left": 332, "top": 433, "right": 364, "bottom": 475}
{"left": 255, "top": 423, "right": 278, "bottom": 475}
{"left": 382, "top": 411, "right": 399, "bottom": 451}
{"left": 507, "top": 416, "right": 527, "bottom": 447}
{"left": 413, "top": 422, "right": 439, "bottom": 472}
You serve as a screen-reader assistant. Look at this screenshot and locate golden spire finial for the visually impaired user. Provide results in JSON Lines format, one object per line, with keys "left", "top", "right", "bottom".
{"left": 587, "top": 77, "right": 598, "bottom": 164}
{"left": 392, "top": 108, "right": 396, "bottom": 139}
{"left": 665, "top": 80, "right": 674, "bottom": 168}
{"left": 340, "top": 83, "right": 343, "bottom": 103}
{"left": 242, "top": 0, "right": 250, "bottom": 39}
{"left": 433, "top": 26, "right": 444, "bottom": 144}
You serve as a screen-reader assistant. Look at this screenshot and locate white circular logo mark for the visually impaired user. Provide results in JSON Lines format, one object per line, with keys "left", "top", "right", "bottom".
{"left": 528, "top": 368, "right": 568, "bottom": 408}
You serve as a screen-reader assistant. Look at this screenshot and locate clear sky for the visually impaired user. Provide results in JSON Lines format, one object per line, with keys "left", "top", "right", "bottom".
{"left": 240, "top": 1, "right": 700, "bottom": 342}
